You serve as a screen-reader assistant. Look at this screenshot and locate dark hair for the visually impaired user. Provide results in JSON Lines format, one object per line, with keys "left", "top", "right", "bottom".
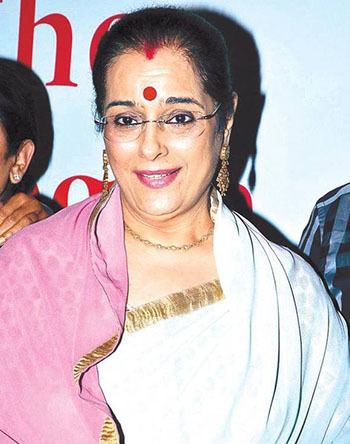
{"left": 92, "top": 7, "right": 234, "bottom": 130}
{"left": 0, "top": 62, "right": 37, "bottom": 157}
{"left": 0, "top": 58, "right": 53, "bottom": 198}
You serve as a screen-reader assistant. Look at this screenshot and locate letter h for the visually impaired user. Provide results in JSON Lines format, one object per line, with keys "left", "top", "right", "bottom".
{"left": 17, "top": 0, "right": 77, "bottom": 86}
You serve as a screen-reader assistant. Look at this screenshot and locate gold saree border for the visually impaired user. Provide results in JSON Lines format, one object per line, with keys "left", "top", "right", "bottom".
{"left": 125, "top": 279, "right": 223, "bottom": 333}
{"left": 74, "top": 184, "right": 119, "bottom": 382}
{"left": 88, "top": 191, "right": 110, "bottom": 229}
{"left": 73, "top": 334, "right": 119, "bottom": 382}
{"left": 74, "top": 335, "right": 121, "bottom": 442}
{"left": 82, "top": 187, "right": 120, "bottom": 443}
{"left": 100, "top": 416, "right": 119, "bottom": 444}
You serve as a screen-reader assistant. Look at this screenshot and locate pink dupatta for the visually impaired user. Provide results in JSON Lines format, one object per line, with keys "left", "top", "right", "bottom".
{"left": 0, "top": 187, "right": 127, "bottom": 443}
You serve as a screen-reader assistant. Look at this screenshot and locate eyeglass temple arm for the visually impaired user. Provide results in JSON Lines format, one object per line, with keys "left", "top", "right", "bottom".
{"left": 198, "top": 103, "right": 222, "bottom": 121}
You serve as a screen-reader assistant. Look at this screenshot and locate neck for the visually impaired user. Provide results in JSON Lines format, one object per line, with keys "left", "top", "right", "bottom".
{"left": 121, "top": 190, "right": 213, "bottom": 247}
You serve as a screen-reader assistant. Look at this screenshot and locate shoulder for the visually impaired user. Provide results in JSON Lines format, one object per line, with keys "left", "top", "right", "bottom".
{"left": 314, "top": 182, "right": 350, "bottom": 211}
{"left": 0, "top": 193, "right": 103, "bottom": 305}
{"left": 0, "top": 193, "right": 103, "bottom": 274}
{"left": 311, "top": 182, "right": 350, "bottom": 235}
{"left": 232, "top": 210, "right": 329, "bottom": 297}
{"left": 230, "top": 209, "right": 306, "bottom": 270}
{"left": 3, "top": 193, "right": 101, "bottom": 247}
{"left": 237, "top": 211, "right": 346, "bottom": 325}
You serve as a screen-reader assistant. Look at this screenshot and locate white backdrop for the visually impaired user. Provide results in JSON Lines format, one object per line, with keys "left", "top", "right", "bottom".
{"left": 1, "top": 0, "right": 349, "bottom": 244}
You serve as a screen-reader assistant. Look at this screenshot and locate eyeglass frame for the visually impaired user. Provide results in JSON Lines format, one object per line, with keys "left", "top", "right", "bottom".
{"left": 94, "top": 102, "right": 222, "bottom": 136}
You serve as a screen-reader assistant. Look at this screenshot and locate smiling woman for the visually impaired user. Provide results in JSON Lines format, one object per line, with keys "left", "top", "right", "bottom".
{"left": 0, "top": 7, "right": 350, "bottom": 444}
{"left": 96, "top": 46, "right": 229, "bottom": 236}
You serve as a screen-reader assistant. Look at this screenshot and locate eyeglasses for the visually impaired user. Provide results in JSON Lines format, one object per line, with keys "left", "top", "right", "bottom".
{"left": 95, "top": 103, "right": 221, "bottom": 143}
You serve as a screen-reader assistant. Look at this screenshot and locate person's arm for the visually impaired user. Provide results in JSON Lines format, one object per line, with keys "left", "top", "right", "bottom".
{"left": 299, "top": 204, "right": 324, "bottom": 273}
{"left": 0, "top": 192, "right": 48, "bottom": 246}
{"left": 299, "top": 202, "right": 350, "bottom": 317}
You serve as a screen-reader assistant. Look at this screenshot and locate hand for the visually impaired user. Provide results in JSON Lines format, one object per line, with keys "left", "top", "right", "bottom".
{"left": 0, "top": 193, "right": 49, "bottom": 246}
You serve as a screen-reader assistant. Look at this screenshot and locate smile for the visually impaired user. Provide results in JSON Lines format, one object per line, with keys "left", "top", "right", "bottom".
{"left": 135, "top": 168, "right": 180, "bottom": 189}
{"left": 142, "top": 172, "right": 172, "bottom": 179}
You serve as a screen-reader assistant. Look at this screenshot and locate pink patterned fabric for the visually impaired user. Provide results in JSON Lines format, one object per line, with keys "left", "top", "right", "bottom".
{"left": 0, "top": 187, "right": 128, "bottom": 443}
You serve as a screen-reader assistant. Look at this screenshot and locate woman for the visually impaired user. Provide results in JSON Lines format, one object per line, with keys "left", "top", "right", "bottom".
{"left": 0, "top": 7, "right": 349, "bottom": 443}
{"left": 0, "top": 58, "right": 50, "bottom": 245}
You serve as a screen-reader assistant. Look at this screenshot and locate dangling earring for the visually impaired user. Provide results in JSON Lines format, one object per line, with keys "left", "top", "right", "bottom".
{"left": 216, "top": 145, "right": 230, "bottom": 196}
{"left": 102, "top": 149, "right": 110, "bottom": 198}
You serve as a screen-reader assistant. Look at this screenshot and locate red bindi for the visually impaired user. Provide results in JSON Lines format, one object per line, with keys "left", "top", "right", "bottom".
{"left": 143, "top": 86, "right": 157, "bottom": 101}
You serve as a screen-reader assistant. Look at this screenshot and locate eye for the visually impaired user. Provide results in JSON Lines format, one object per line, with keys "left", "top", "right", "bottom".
{"left": 111, "top": 115, "right": 141, "bottom": 126}
{"left": 165, "top": 112, "right": 195, "bottom": 125}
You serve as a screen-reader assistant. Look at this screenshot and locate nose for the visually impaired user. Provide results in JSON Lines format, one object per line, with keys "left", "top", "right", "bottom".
{"left": 138, "top": 121, "right": 168, "bottom": 161}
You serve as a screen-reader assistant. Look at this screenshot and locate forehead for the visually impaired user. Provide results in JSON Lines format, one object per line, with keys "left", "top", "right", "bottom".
{"left": 105, "top": 47, "right": 208, "bottom": 106}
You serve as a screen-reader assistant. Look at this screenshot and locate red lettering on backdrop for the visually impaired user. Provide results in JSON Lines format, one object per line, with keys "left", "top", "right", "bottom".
{"left": 53, "top": 175, "right": 113, "bottom": 208}
{"left": 89, "top": 14, "right": 124, "bottom": 68}
{"left": 239, "top": 184, "right": 253, "bottom": 209}
{"left": 17, "top": 0, "right": 77, "bottom": 87}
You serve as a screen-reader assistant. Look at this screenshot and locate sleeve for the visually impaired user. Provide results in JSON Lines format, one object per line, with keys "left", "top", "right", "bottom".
{"left": 299, "top": 204, "right": 324, "bottom": 274}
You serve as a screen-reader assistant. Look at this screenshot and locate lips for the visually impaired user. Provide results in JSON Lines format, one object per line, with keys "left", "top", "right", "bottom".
{"left": 135, "top": 168, "right": 180, "bottom": 189}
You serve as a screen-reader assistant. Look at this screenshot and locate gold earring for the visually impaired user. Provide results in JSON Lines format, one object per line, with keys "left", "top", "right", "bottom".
{"left": 216, "top": 145, "right": 230, "bottom": 196}
{"left": 102, "top": 149, "right": 110, "bottom": 198}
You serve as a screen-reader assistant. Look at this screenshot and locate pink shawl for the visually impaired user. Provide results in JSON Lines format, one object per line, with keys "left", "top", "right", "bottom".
{"left": 0, "top": 187, "right": 127, "bottom": 443}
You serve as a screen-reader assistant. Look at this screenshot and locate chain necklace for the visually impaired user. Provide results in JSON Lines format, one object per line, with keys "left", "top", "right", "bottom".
{"left": 124, "top": 223, "right": 214, "bottom": 252}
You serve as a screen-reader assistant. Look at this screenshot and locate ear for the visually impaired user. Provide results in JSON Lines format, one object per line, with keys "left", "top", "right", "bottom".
{"left": 9, "top": 139, "right": 35, "bottom": 184}
{"left": 222, "top": 92, "right": 238, "bottom": 148}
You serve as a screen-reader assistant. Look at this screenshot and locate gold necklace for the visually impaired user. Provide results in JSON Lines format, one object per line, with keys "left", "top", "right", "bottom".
{"left": 124, "top": 223, "right": 214, "bottom": 252}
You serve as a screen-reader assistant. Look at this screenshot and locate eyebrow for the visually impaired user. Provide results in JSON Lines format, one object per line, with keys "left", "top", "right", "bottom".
{"left": 105, "top": 96, "right": 205, "bottom": 111}
{"left": 166, "top": 96, "right": 205, "bottom": 110}
{"left": 105, "top": 100, "right": 136, "bottom": 110}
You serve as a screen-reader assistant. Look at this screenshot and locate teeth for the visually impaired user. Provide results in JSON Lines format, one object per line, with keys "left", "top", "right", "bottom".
{"left": 143, "top": 173, "right": 170, "bottom": 179}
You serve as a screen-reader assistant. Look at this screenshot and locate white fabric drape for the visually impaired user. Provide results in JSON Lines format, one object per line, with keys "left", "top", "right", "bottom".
{"left": 99, "top": 194, "right": 350, "bottom": 443}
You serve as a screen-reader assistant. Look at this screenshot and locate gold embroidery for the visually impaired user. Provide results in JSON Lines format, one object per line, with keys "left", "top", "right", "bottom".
{"left": 88, "top": 193, "right": 109, "bottom": 230}
{"left": 100, "top": 416, "right": 120, "bottom": 444}
{"left": 210, "top": 187, "right": 219, "bottom": 222}
{"left": 73, "top": 334, "right": 119, "bottom": 382}
{"left": 126, "top": 279, "right": 223, "bottom": 333}
{"left": 88, "top": 183, "right": 118, "bottom": 230}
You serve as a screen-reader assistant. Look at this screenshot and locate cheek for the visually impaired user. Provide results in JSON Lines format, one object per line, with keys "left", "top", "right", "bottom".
{"left": 184, "top": 146, "right": 219, "bottom": 192}
{"left": 105, "top": 145, "right": 131, "bottom": 176}
{"left": 193, "top": 133, "right": 221, "bottom": 168}
{"left": 0, "top": 138, "right": 13, "bottom": 193}
{"left": 0, "top": 163, "right": 10, "bottom": 194}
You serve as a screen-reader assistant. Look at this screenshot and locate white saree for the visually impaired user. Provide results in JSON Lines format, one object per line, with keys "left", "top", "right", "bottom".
{"left": 98, "top": 194, "right": 350, "bottom": 443}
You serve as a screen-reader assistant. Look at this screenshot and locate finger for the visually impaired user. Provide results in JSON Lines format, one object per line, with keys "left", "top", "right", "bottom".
{"left": 0, "top": 194, "right": 46, "bottom": 234}
{"left": 37, "top": 208, "right": 49, "bottom": 221}
{"left": 0, "top": 212, "right": 40, "bottom": 245}
{"left": 0, "top": 193, "right": 32, "bottom": 225}
{"left": 0, "top": 193, "right": 35, "bottom": 229}
{"left": 0, "top": 205, "right": 42, "bottom": 236}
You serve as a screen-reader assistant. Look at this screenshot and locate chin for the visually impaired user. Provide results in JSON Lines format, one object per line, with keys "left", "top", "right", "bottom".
{"left": 134, "top": 195, "right": 180, "bottom": 218}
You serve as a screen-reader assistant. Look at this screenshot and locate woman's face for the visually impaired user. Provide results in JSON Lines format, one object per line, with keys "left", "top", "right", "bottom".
{"left": 103, "top": 47, "right": 231, "bottom": 223}
{"left": 0, "top": 125, "right": 13, "bottom": 196}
